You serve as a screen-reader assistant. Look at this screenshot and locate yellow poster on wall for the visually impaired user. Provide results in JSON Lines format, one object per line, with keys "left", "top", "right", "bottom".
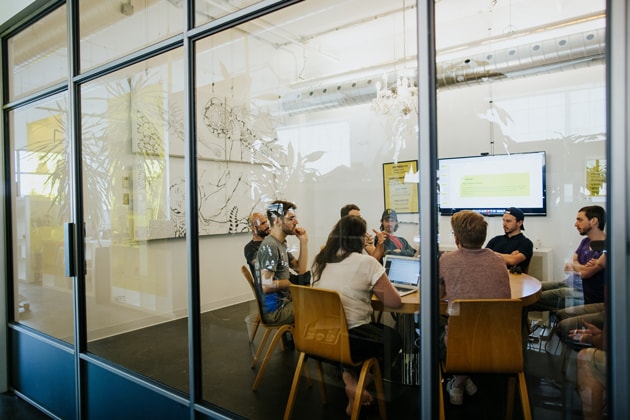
{"left": 382, "top": 160, "right": 418, "bottom": 213}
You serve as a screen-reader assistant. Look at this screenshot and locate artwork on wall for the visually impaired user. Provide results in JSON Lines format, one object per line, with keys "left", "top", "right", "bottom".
{"left": 129, "top": 75, "right": 290, "bottom": 240}
{"left": 584, "top": 159, "right": 606, "bottom": 201}
{"left": 382, "top": 160, "right": 419, "bottom": 214}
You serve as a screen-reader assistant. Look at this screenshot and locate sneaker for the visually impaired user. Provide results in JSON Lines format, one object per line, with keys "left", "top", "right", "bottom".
{"left": 446, "top": 378, "right": 463, "bottom": 406}
{"left": 465, "top": 378, "right": 478, "bottom": 396}
{"left": 281, "top": 331, "right": 295, "bottom": 351}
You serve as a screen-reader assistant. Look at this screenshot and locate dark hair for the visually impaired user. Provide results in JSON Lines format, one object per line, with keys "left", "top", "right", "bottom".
{"left": 266, "top": 200, "right": 296, "bottom": 223}
{"left": 451, "top": 210, "right": 487, "bottom": 249}
{"left": 340, "top": 203, "right": 360, "bottom": 218}
{"left": 579, "top": 205, "right": 606, "bottom": 230}
{"left": 312, "top": 215, "right": 366, "bottom": 282}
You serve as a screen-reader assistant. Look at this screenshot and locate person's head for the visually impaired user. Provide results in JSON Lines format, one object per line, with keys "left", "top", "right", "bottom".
{"left": 266, "top": 200, "right": 299, "bottom": 236}
{"left": 451, "top": 210, "right": 487, "bottom": 249}
{"left": 340, "top": 203, "right": 361, "bottom": 218}
{"left": 575, "top": 205, "right": 606, "bottom": 234}
{"left": 312, "top": 215, "right": 367, "bottom": 281}
{"left": 502, "top": 207, "right": 525, "bottom": 236}
{"left": 248, "top": 212, "right": 270, "bottom": 239}
{"left": 380, "top": 208, "right": 398, "bottom": 233}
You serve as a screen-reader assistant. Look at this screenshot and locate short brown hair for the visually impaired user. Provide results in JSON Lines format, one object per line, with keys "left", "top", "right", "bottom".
{"left": 451, "top": 210, "right": 487, "bottom": 249}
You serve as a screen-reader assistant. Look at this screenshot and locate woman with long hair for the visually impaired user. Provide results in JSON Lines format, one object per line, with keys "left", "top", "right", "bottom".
{"left": 312, "top": 215, "right": 403, "bottom": 415}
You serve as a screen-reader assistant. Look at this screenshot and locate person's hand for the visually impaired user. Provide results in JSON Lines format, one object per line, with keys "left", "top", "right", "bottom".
{"left": 373, "top": 229, "right": 386, "bottom": 245}
{"left": 569, "top": 321, "right": 602, "bottom": 344}
{"left": 364, "top": 233, "right": 374, "bottom": 246}
{"left": 295, "top": 227, "right": 308, "bottom": 242}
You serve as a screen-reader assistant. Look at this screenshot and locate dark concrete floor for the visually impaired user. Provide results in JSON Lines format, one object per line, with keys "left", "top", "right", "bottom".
{"left": 1, "top": 302, "right": 586, "bottom": 419}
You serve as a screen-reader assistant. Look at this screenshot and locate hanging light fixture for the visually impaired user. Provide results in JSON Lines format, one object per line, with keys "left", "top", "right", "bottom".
{"left": 371, "top": 0, "right": 418, "bottom": 118}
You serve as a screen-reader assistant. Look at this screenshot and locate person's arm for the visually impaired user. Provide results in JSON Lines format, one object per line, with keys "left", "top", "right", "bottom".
{"left": 372, "top": 273, "right": 402, "bottom": 308}
{"left": 259, "top": 269, "right": 292, "bottom": 294}
{"left": 369, "top": 229, "right": 386, "bottom": 261}
{"left": 499, "top": 250, "right": 526, "bottom": 267}
{"left": 570, "top": 252, "right": 606, "bottom": 279}
{"left": 289, "top": 227, "right": 309, "bottom": 274}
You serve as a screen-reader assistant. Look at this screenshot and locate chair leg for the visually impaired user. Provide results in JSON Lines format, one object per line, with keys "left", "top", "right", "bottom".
{"left": 518, "top": 371, "right": 533, "bottom": 420}
{"left": 350, "top": 362, "right": 370, "bottom": 420}
{"left": 370, "top": 359, "right": 387, "bottom": 420}
{"left": 251, "top": 328, "right": 272, "bottom": 369}
{"left": 313, "top": 360, "right": 327, "bottom": 404}
{"left": 252, "top": 325, "right": 292, "bottom": 391}
{"left": 505, "top": 376, "right": 516, "bottom": 420}
{"left": 249, "top": 314, "right": 260, "bottom": 343}
{"left": 438, "top": 369, "right": 445, "bottom": 420}
{"left": 283, "top": 352, "right": 306, "bottom": 420}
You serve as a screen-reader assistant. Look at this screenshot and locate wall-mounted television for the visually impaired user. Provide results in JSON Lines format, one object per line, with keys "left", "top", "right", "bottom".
{"left": 438, "top": 151, "right": 547, "bottom": 216}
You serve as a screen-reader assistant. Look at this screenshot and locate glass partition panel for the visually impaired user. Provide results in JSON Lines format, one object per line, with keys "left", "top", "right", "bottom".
{"left": 82, "top": 49, "right": 189, "bottom": 393}
{"left": 10, "top": 93, "right": 73, "bottom": 342}
{"left": 195, "top": 0, "right": 420, "bottom": 417}
{"left": 79, "top": 0, "right": 183, "bottom": 72}
{"left": 7, "top": 5, "right": 67, "bottom": 102}
{"left": 194, "top": 0, "right": 264, "bottom": 27}
{"left": 435, "top": 0, "right": 607, "bottom": 418}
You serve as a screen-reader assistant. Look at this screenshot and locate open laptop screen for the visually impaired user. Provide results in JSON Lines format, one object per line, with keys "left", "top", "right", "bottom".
{"left": 384, "top": 256, "right": 420, "bottom": 287}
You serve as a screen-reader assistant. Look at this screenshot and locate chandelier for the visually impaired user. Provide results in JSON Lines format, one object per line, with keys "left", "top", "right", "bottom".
{"left": 372, "top": 73, "right": 418, "bottom": 117}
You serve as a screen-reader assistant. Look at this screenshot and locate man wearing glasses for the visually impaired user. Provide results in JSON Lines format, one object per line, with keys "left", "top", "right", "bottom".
{"left": 256, "top": 200, "right": 309, "bottom": 325}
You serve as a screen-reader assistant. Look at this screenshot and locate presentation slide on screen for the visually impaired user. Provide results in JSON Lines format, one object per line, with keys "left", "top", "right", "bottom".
{"left": 439, "top": 153, "right": 545, "bottom": 210}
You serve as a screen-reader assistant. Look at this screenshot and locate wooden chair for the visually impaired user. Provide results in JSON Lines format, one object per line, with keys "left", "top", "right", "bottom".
{"left": 241, "top": 266, "right": 261, "bottom": 345}
{"left": 438, "top": 299, "right": 532, "bottom": 420}
{"left": 240, "top": 265, "right": 294, "bottom": 391}
{"left": 284, "top": 285, "right": 387, "bottom": 420}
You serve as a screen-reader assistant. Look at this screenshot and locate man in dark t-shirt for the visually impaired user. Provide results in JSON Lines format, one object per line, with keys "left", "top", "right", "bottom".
{"left": 243, "top": 212, "right": 270, "bottom": 276}
{"left": 486, "top": 207, "right": 533, "bottom": 274}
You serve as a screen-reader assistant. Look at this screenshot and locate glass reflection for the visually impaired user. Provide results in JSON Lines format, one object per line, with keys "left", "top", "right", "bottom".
{"left": 79, "top": 0, "right": 183, "bottom": 71}
{"left": 195, "top": 0, "right": 420, "bottom": 417}
{"left": 81, "top": 49, "right": 189, "bottom": 392}
{"left": 7, "top": 5, "right": 67, "bottom": 101}
{"left": 10, "top": 93, "right": 73, "bottom": 342}
{"left": 436, "top": 0, "right": 607, "bottom": 418}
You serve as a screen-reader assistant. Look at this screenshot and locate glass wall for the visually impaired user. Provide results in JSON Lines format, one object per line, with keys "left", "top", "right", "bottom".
{"left": 3, "top": 0, "right": 619, "bottom": 419}
{"left": 194, "top": 1, "right": 421, "bottom": 415}
{"left": 9, "top": 92, "right": 73, "bottom": 342}
{"left": 435, "top": 0, "right": 607, "bottom": 418}
{"left": 7, "top": 5, "right": 67, "bottom": 101}
{"left": 80, "top": 49, "right": 190, "bottom": 392}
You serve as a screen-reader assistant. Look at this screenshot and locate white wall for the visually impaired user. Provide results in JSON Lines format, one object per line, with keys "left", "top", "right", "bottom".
{"left": 193, "top": 64, "right": 606, "bottom": 314}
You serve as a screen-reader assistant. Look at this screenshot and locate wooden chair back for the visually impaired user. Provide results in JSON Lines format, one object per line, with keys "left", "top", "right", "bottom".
{"left": 289, "top": 284, "right": 356, "bottom": 366}
{"left": 285, "top": 285, "right": 386, "bottom": 420}
{"left": 444, "top": 298, "right": 523, "bottom": 373}
{"left": 440, "top": 298, "right": 532, "bottom": 420}
{"left": 240, "top": 265, "right": 293, "bottom": 391}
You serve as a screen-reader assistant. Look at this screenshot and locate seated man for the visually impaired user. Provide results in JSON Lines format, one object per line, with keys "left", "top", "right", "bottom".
{"left": 485, "top": 207, "right": 533, "bottom": 274}
{"left": 531, "top": 206, "right": 606, "bottom": 312}
{"left": 255, "top": 200, "right": 308, "bottom": 325}
{"left": 374, "top": 208, "right": 416, "bottom": 261}
{"left": 439, "top": 210, "right": 511, "bottom": 406}
{"left": 243, "top": 212, "right": 270, "bottom": 276}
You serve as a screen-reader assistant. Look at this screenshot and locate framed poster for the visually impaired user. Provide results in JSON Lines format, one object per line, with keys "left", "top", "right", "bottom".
{"left": 382, "top": 160, "right": 419, "bottom": 213}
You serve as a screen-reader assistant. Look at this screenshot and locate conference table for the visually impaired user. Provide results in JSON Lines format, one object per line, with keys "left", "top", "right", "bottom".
{"left": 372, "top": 273, "right": 542, "bottom": 385}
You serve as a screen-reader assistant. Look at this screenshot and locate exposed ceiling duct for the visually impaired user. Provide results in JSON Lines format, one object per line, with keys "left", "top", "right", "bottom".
{"left": 280, "top": 22, "right": 606, "bottom": 114}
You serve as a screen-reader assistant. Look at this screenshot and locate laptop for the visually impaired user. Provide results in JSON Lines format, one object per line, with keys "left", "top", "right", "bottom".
{"left": 383, "top": 255, "right": 420, "bottom": 296}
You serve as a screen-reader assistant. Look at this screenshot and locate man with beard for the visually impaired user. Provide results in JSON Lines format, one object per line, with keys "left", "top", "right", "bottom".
{"left": 243, "top": 212, "right": 271, "bottom": 276}
{"left": 256, "top": 200, "right": 309, "bottom": 325}
{"left": 486, "top": 207, "right": 534, "bottom": 274}
{"left": 374, "top": 208, "right": 416, "bottom": 261}
{"left": 532, "top": 205, "right": 607, "bottom": 311}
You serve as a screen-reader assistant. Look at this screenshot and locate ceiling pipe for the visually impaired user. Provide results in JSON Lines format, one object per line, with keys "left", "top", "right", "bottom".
{"left": 280, "top": 22, "right": 605, "bottom": 114}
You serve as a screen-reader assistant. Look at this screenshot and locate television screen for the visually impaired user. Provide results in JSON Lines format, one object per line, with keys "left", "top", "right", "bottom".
{"left": 438, "top": 151, "right": 546, "bottom": 216}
